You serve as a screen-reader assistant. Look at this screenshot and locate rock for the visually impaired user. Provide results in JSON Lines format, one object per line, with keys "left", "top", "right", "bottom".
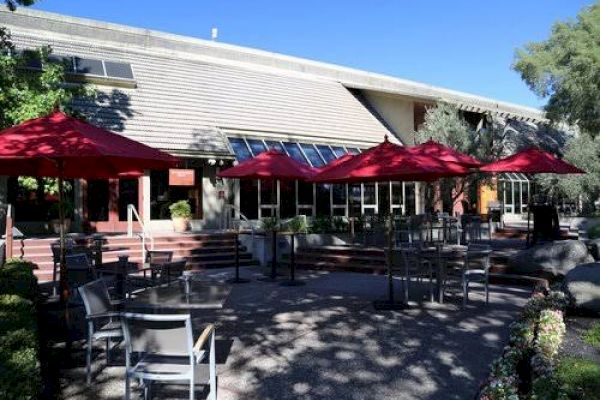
{"left": 587, "top": 238, "right": 600, "bottom": 261}
{"left": 508, "top": 240, "right": 593, "bottom": 278}
{"left": 565, "top": 262, "right": 600, "bottom": 313}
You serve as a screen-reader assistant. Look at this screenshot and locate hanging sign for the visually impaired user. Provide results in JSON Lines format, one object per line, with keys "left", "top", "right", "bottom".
{"left": 169, "top": 169, "right": 195, "bottom": 186}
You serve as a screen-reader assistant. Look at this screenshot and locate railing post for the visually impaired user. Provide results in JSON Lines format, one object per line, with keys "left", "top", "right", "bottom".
{"left": 127, "top": 204, "right": 133, "bottom": 238}
{"left": 5, "top": 204, "right": 13, "bottom": 260}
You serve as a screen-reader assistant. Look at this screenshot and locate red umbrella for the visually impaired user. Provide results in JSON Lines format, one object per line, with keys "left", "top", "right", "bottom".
{"left": 218, "top": 149, "right": 317, "bottom": 180}
{"left": 479, "top": 147, "right": 585, "bottom": 246}
{"left": 317, "top": 153, "right": 354, "bottom": 173}
{"left": 407, "top": 139, "right": 482, "bottom": 167}
{"left": 479, "top": 147, "right": 585, "bottom": 174}
{"left": 218, "top": 150, "right": 317, "bottom": 283}
{"left": 0, "top": 111, "right": 178, "bottom": 178}
{"left": 0, "top": 111, "right": 179, "bottom": 303}
{"left": 312, "top": 137, "right": 469, "bottom": 183}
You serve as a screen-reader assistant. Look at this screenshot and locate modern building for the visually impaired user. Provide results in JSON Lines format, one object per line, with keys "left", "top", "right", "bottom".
{"left": 0, "top": 8, "right": 552, "bottom": 233}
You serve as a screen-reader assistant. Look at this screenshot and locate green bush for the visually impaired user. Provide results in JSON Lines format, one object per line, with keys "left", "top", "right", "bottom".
{"left": 587, "top": 223, "right": 600, "bottom": 239}
{"left": 0, "top": 259, "right": 38, "bottom": 300}
{"left": 0, "top": 260, "right": 41, "bottom": 399}
{"left": 168, "top": 200, "right": 192, "bottom": 219}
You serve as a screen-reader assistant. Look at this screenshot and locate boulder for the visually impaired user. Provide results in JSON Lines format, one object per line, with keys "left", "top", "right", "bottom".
{"left": 508, "top": 240, "right": 593, "bottom": 278}
{"left": 565, "top": 262, "right": 600, "bottom": 313}
{"left": 587, "top": 238, "right": 600, "bottom": 261}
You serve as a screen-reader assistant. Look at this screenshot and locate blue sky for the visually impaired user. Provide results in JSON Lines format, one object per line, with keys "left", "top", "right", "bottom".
{"left": 31, "top": 0, "right": 595, "bottom": 108}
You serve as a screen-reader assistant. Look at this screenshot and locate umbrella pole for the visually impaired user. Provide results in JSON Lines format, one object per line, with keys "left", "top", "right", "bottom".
{"left": 57, "top": 168, "right": 68, "bottom": 304}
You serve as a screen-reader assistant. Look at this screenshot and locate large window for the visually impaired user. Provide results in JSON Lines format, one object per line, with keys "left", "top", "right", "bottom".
{"left": 246, "top": 139, "right": 267, "bottom": 156}
{"left": 87, "top": 180, "right": 109, "bottom": 221}
{"left": 299, "top": 144, "right": 325, "bottom": 167}
{"left": 118, "top": 179, "right": 139, "bottom": 221}
{"left": 498, "top": 173, "right": 530, "bottom": 214}
{"left": 229, "top": 138, "right": 252, "bottom": 161}
{"left": 283, "top": 142, "right": 308, "bottom": 164}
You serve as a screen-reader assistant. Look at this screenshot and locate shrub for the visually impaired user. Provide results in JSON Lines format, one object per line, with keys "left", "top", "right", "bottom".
{"left": 261, "top": 216, "right": 280, "bottom": 232}
{"left": 0, "top": 260, "right": 41, "bottom": 399}
{"left": 556, "top": 357, "right": 600, "bottom": 400}
{"left": 587, "top": 223, "right": 600, "bottom": 239}
{"left": 0, "top": 259, "right": 38, "bottom": 300}
{"left": 582, "top": 322, "right": 600, "bottom": 347}
{"left": 168, "top": 200, "right": 192, "bottom": 219}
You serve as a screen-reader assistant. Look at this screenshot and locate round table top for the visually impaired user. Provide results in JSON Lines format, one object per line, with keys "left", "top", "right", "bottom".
{"left": 125, "top": 282, "right": 232, "bottom": 310}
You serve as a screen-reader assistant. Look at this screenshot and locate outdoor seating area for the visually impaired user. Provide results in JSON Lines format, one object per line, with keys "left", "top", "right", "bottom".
{"left": 2, "top": 4, "right": 600, "bottom": 397}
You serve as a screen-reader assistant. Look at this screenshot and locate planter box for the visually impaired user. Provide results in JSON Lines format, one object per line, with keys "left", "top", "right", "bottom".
{"left": 239, "top": 232, "right": 353, "bottom": 266}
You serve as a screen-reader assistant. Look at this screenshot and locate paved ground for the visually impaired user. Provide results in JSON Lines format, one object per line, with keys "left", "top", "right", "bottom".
{"left": 44, "top": 267, "right": 530, "bottom": 400}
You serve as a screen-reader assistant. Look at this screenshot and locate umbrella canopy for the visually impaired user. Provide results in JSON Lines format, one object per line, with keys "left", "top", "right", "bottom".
{"left": 312, "top": 138, "right": 469, "bottom": 183}
{"left": 218, "top": 149, "right": 317, "bottom": 181}
{"left": 407, "top": 139, "right": 482, "bottom": 167}
{"left": 317, "top": 153, "right": 354, "bottom": 173}
{"left": 479, "top": 147, "right": 585, "bottom": 174}
{"left": 0, "top": 111, "right": 179, "bottom": 178}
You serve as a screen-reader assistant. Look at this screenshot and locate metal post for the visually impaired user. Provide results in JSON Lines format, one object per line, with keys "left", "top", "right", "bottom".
{"left": 5, "top": 204, "right": 13, "bottom": 259}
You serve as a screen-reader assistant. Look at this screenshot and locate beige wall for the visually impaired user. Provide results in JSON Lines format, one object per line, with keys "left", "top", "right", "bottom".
{"left": 361, "top": 91, "right": 415, "bottom": 146}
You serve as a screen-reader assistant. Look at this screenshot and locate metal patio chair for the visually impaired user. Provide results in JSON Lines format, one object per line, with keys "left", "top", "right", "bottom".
{"left": 121, "top": 313, "right": 217, "bottom": 400}
{"left": 462, "top": 244, "right": 492, "bottom": 307}
{"left": 393, "top": 242, "right": 434, "bottom": 303}
{"left": 78, "top": 278, "right": 124, "bottom": 385}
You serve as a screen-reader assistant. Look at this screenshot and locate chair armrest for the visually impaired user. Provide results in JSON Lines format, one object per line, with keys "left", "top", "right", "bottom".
{"left": 86, "top": 311, "right": 121, "bottom": 320}
{"left": 193, "top": 324, "right": 215, "bottom": 358}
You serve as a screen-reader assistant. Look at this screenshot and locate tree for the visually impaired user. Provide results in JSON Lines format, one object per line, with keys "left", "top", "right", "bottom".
{"left": 514, "top": 2, "right": 600, "bottom": 135}
{"left": 415, "top": 103, "right": 483, "bottom": 213}
{"left": 3, "top": 0, "right": 35, "bottom": 11}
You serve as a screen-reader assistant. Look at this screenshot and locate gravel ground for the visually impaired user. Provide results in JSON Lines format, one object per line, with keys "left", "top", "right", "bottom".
{"left": 40, "top": 267, "right": 530, "bottom": 400}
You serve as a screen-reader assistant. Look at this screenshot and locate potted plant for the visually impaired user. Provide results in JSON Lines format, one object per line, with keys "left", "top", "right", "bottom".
{"left": 48, "top": 200, "right": 74, "bottom": 234}
{"left": 169, "top": 200, "right": 192, "bottom": 232}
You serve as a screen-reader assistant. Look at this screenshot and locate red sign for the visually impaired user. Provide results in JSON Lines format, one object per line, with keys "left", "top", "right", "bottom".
{"left": 169, "top": 169, "right": 195, "bottom": 186}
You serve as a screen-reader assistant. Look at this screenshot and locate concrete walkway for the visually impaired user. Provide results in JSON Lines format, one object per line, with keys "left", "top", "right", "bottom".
{"left": 52, "top": 267, "right": 530, "bottom": 400}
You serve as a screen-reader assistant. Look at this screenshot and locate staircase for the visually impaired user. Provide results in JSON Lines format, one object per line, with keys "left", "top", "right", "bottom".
{"left": 11, "top": 232, "right": 258, "bottom": 282}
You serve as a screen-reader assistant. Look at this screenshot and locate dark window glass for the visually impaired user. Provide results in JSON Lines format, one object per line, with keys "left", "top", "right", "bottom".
{"left": 349, "top": 184, "right": 361, "bottom": 217}
{"left": 332, "top": 184, "right": 346, "bottom": 205}
{"left": 22, "top": 50, "right": 42, "bottom": 69}
{"left": 246, "top": 139, "right": 267, "bottom": 156}
{"left": 283, "top": 142, "right": 308, "bottom": 164}
{"left": 260, "top": 180, "right": 276, "bottom": 205}
{"left": 391, "top": 183, "right": 403, "bottom": 205}
{"left": 104, "top": 61, "right": 134, "bottom": 79}
{"left": 48, "top": 55, "right": 74, "bottom": 72}
{"left": 280, "top": 181, "right": 296, "bottom": 219}
{"left": 240, "top": 180, "right": 258, "bottom": 219}
{"left": 118, "top": 179, "right": 139, "bottom": 221}
{"left": 316, "top": 184, "right": 331, "bottom": 216}
{"left": 347, "top": 148, "right": 361, "bottom": 155}
{"left": 316, "top": 145, "right": 336, "bottom": 164}
{"left": 229, "top": 138, "right": 252, "bottom": 161}
{"left": 297, "top": 182, "right": 313, "bottom": 205}
{"left": 363, "top": 183, "right": 376, "bottom": 204}
{"left": 300, "top": 143, "right": 324, "bottom": 167}
{"left": 265, "top": 140, "right": 286, "bottom": 153}
{"left": 331, "top": 146, "right": 347, "bottom": 157}
{"left": 74, "top": 57, "right": 105, "bottom": 76}
{"left": 404, "top": 182, "right": 416, "bottom": 215}
{"left": 378, "top": 182, "right": 390, "bottom": 216}
{"left": 87, "top": 180, "right": 109, "bottom": 221}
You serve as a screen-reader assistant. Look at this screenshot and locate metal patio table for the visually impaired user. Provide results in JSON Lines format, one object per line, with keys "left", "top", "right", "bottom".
{"left": 419, "top": 244, "right": 468, "bottom": 303}
{"left": 96, "top": 260, "right": 143, "bottom": 300}
{"left": 125, "top": 281, "right": 232, "bottom": 311}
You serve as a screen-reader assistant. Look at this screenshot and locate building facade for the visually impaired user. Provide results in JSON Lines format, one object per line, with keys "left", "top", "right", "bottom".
{"left": 0, "top": 9, "right": 552, "bottom": 233}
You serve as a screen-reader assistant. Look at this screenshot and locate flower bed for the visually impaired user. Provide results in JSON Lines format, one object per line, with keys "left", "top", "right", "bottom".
{"left": 0, "top": 258, "right": 41, "bottom": 399}
{"left": 478, "top": 291, "right": 568, "bottom": 400}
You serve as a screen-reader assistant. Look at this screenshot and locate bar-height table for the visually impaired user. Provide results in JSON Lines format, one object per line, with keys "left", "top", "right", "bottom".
{"left": 418, "top": 244, "right": 468, "bottom": 303}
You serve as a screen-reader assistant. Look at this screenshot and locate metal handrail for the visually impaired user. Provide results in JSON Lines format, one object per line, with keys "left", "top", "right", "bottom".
{"left": 224, "top": 204, "right": 256, "bottom": 239}
{"left": 127, "top": 204, "right": 154, "bottom": 262}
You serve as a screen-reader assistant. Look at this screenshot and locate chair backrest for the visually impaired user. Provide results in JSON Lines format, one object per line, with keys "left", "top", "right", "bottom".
{"left": 121, "top": 313, "right": 194, "bottom": 360}
{"left": 465, "top": 244, "right": 492, "bottom": 268}
{"left": 146, "top": 250, "right": 174, "bottom": 266}
{"left": 78, "top": 279, "right": 113, "bottom": 317}
{"left": 165, "top": 259, "right": 187, "bottom": 277}
{"left": 66, "top": 253, "right": 94, "bottom": 287}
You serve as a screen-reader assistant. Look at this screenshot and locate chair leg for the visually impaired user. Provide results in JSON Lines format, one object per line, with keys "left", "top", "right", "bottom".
{"left": 86, "top": 324, "right": 93, "bottom": 385}
{"left": 462, "top": 276, "right": 468, "bottom": 308}
{"left": 189, "top": 379, "right": 195, "bottom": 400}
{"left": 125, "top": 374, "right": 131, "bottom": 400}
